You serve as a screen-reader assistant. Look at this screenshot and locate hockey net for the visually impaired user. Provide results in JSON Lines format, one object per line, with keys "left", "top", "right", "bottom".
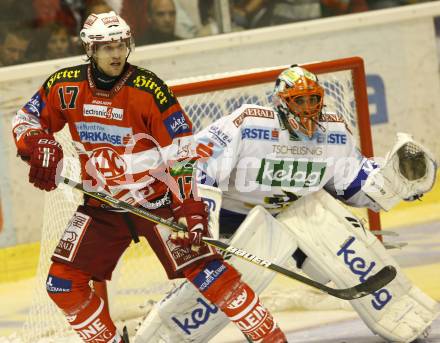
{"left": 20, "top": 57, "right": 379, "bottom": 342}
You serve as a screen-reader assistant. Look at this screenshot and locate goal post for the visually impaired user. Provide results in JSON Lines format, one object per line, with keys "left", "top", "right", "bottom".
{"left": 21, "top": 56, "right": 381, "bottom": 342}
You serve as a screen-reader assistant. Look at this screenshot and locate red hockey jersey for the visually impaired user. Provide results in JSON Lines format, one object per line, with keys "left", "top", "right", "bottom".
{"left": 12, "top": 63, "right": 196, "bottom": 207}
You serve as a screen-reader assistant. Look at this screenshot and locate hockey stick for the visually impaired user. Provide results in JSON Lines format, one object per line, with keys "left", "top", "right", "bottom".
{"left": 61, "top": 177, "right": 397, "bottom": 300}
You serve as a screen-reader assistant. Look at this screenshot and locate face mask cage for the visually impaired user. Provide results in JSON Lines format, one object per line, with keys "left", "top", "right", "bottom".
{"left": 278, "top": 86, "right": 324, "bottom": 137}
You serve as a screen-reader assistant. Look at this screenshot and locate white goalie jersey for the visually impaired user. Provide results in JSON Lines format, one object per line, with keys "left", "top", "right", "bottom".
{"left": 195, "top": 104, "right": 380, "bottom": 214}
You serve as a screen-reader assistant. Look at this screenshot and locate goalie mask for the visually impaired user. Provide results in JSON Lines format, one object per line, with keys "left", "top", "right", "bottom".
{"left": 80, "top": 11, "right": 134, "bottom": 59}
{"left": 272, "top": 66, "right": 324, "bottom": 138}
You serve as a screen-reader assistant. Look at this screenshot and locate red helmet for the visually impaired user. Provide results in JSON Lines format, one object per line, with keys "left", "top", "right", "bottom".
{"left": 272, "top": 66, "right": 324, "bottom": 138}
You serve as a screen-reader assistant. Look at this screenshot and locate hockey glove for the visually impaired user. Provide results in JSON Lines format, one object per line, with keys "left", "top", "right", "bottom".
{"left": 18, "top": 131, "right": 63, "bottom": 191}
{"left": 170, "top": 198, "right": 208, "bottom": 252}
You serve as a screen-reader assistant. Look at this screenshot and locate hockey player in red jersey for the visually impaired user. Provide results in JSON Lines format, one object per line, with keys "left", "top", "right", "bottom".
{"left": 12, "top": 11, "right": 287, "bottom": 343}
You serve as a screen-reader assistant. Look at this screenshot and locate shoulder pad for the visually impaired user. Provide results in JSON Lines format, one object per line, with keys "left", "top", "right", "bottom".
{"left": 128, "top": 66, "right": 177, "bottom": 112}
{"left": 44, "top": 64, "right": 86, "bottom": 94}
{"left": 232, "top": 105, "right": 276, "bottom": 127}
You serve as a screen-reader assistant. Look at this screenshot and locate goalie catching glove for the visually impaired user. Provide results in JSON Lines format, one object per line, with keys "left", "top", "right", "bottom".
{"left": 17, "top": 130, "right": 63, "bottom": 192}
{"left": 363, "top": 132, "right": 437, "bottom": 210}
{"left": 170, "top": 198, "right": 209, "bottom": 252}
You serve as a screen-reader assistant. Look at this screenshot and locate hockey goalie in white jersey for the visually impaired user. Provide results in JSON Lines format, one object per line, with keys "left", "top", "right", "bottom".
{"left": 134, "top": 65, "right": 438, "bottom": 342}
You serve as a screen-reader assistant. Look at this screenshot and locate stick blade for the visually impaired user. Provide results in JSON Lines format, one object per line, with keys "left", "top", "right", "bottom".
{"left": 335, "top": 265, "right": 397, "bottom": 300}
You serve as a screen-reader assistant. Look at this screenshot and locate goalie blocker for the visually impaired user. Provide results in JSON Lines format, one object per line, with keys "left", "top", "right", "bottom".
{"left": 135, "top": 191, "right": 438, "bottom": 343}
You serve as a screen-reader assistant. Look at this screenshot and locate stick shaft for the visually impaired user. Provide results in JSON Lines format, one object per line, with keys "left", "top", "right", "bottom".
{"left": 61, "top": 177, "right": 396, "bottom": 300}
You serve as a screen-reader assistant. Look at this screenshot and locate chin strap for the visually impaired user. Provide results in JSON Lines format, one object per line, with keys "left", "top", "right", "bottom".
{"left": 310, "top": 115, "right": 326, "bottom": 133}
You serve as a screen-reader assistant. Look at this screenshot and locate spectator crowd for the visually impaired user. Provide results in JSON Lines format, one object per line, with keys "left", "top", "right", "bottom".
{"left": 0, "top": 0, "right": 435, "bottom": 67}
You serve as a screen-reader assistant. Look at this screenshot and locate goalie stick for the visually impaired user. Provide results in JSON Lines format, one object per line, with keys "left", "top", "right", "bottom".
{"left": 61, "top": 177, "right": 397, "bottom": 300}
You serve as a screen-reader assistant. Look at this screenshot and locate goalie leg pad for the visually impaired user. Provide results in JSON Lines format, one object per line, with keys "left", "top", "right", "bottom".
{"left": 133, "top": 281, "right": 226, "bottom": 343}
{"left": 286, "top": 248, "right": 331, "bottom": 285}
{"left": 134, "top": 205, "right": 296, "bottom": 342}
{"left": 276, "top": 190, "right": 439, "bottom": 342}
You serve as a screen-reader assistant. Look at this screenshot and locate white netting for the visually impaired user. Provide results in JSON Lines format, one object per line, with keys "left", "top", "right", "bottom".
{"left": 20, "top": 62, "right": 367, "bottom": 342}
{"left": 178, "top": 69, "right": 359, "bottom": 139}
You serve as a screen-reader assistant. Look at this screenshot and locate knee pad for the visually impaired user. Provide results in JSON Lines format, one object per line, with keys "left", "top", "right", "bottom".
{"left": 184, "top": 259, "right": 242, "bottom": 308}
{"left": 47, "top": 263, "right": 121, "bottom": 343}
{"left": 46, "top": 262, "right": 92, "bottom": 313}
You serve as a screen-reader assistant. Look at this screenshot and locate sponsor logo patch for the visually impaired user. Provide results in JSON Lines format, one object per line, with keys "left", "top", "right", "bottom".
{"left": 46, "top": 275, "right": 72, "bottom": 293}
{"left": 83, "top": 104, "right": 124, "bottom": 120}
{"left": 75, "top": 122, "right": 132, "bottom": 146}
{"left": 14, "top": 112, "right": 41, "bottom": 127}
{"left": 156, "top": 223, "right": 216, "bottom": 271}
{"left": 46, "top": 69, "right": 81, "bottom": 90}
{"left": 233, "top": 107, "right": 274, "bottom": 127}
{"left": 102, "top": 16, "right": 119, "bottom": 25}
{"left": 227, "top": 287, "right": 249, "bottom": 309}
{"left": 256, "top": 158, "right": 326, "bottom": 187}
{"left": 89, "top": 147, "right": 127, "bottom": 180}
{"left": 193, "top": 260, "right": 227, "bottom": 291}
{"left": 84, "top": 14, "right": 98, "bottom": 27}
{"left": 337, "top": 236, "right": 392, "bottom": 310}
{"left": 24, "top": 92, "right": 44, "bottom": 117}
{"left": 240, "top": 304, "right": 273, "bottom": 338}
{"left": 208, "top": 126, "right": 232, "bottom": 147}
{"left": 165, "top": 236, "right": 213, "bottom": 268}
{"left": 320, "top": 113, "right": 345, "bottom": 123}
{"left": 241, "top": 127, "right": 279, "bottom": 141}
{"left": 164, "top": 111, "right": 191, "bottom": 138}
{"left": 225, "top": 246, "right": 271, "bottom": 267}
{"left": 316, "top": 132, "right": 347, "bottom": 145}
{"left": 272, "top": 144, "right": 323, "bottom": 156}
{"left": 78, "top": 318, "right": 115, "bottom": 342}
{"left": 132, "top": 73, "right": 173, "bottom": 109}
{"left": 53, "top": 212, "right": 91, "bottom": 262}
{"left": 171, "top": 298, "right": 219, "bottom": 335}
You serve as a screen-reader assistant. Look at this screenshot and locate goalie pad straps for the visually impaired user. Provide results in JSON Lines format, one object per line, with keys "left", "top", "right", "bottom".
{"left": 184, "top": 260, "right": 286, "bottom": 342}
{"left": 47, "top": 262, "right": 123, "bottom": 343}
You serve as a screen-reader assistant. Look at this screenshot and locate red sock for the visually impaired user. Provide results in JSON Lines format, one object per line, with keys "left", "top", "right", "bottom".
{"left": 47, "top": 262, "right": 123, "bottom": 343}
{"left": 221, "top": 282, "right": 286, "bottom": 342}
{"left": 185, "top": 260, "right": 286, "bottom": 342}
{"left": 68, "top": 293, "right": 122, "bottom": 343}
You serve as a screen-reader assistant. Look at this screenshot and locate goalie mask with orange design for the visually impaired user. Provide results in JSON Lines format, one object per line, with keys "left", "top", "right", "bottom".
{"left": 272, "top": 65, "right": 324, "bottom": 138}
